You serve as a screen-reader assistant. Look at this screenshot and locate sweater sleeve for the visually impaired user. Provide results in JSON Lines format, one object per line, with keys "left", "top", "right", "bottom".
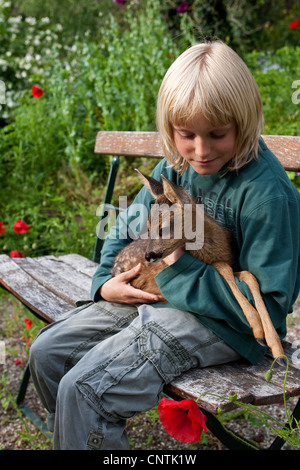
{"left": 155, "top": 195, "right": 300, "bottom": 338}
{"left": 90, "top": 184, "right": 152, "bottom": 301}
{"left": 90, "top": 159, "right": 172, "bottom": 301}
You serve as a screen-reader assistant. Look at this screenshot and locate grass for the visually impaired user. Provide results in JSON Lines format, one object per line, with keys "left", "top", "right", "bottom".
{"left": 0, "top": 289, "right": 52, "bottom": 450}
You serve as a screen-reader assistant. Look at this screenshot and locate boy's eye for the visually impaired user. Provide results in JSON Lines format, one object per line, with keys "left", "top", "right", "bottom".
{"left": 211, "top": 133, "right": 226, "bottom": 139}
{"left": 179, "top": 133, "right": 194, "bottom": 140}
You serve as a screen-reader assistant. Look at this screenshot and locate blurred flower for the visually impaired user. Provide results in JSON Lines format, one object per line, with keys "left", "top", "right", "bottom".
{"left": 14, "top": 359, "right": 21, "bottom": 365}
{"left": 31, "top": 84, "right": 44, "bottom": 98}
{"left": 24, "top": 318, "right": 32, "bottom": 330}
{"left": 10, "top": 250, "right": 26, "bottom": 258}
{"left": 13, "top": 219, "right": 30, "bottom": 234}
{"left": 113, "top": 0, "right": 126, "bottom": 5}
{"left": 177, "top": 1, "right": 189, "bottom": 13}
{"left": 158, "top": 397, "right": 207, "bottom": 443}
{"left": 0, "top": 222, "right": 6, "bottom": 235}
{"left": 289, "top": 19, "right": 299, "bottom": 29}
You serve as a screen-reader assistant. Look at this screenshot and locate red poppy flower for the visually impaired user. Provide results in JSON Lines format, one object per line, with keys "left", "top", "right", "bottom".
{"left": 14, "top": 359, "right": 21, "bottom": 365}
{"left": 158, "top": 398, "right": 208, "bottom": 443}
{"left": 10, "top": 250, "right": 26, "bottom": 258}
{"left": 0, "top": 222, "right": 6, "bottom": 235}
{"left": 24, "top": 318, "right": 32, "bottom": 330}
{"left": 289, "top": 19, "right": 299, "bottom": 29}
{"left": 13, "top": 219, "right": 30, "bottom": 234}
{"left": 31, "top": 85, "right": 44, "bottom": 98}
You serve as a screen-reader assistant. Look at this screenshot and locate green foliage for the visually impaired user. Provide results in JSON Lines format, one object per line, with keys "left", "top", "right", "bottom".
{"left": 0, "top": 0, "right": 299, "bottom": 259}
{"left": 0, "top": 0, "right": 182, "bottom": 258}
{"left": 0, "top": 2, "right": 65, "bottom": 122}
{"left": 245, "top": 46, "right": 300, "bottom": 136}
{"left": 13, "top": 0, "right": 150, "bottom": 44}
{"left": 162, "top": 0, "right": 300, "bottom": 54}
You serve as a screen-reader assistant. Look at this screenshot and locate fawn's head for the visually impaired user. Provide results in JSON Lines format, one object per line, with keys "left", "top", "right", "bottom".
{"left": 136, "top": 170, "right": 202, "bottom": 262}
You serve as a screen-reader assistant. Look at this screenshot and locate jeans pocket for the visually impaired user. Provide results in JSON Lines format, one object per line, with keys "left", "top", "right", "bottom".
{"left": 76, "top": 338, "right": 146, "bottom": 420}
{"left": 138, "top": 322, "right": 194, "bottom": 383}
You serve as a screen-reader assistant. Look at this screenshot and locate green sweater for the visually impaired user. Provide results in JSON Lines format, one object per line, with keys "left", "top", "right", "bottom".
{"left": 91, "top": 139, "right": 300, "bottom": 364}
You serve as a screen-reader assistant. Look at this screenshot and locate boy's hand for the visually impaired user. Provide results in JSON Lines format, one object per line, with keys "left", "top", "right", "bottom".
{"left": 99, "top": 263, "right": 164, "bottom": 304}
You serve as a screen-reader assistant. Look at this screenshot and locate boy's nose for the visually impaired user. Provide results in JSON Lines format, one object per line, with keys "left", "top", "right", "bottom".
{"left": 194, "top": 137, "right": 210, "bottom": 158}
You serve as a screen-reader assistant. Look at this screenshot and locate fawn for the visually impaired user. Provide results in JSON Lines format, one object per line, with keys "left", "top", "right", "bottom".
{"left": 112, "top": 170, "right": 284, "bottom": 360}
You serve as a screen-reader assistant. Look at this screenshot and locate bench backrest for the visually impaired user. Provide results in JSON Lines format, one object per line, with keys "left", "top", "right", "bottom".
{"left": 95, "top": 131, "right": 300, "bottom": 171}
{"left": 93, "top": 131, "right": 300, "bottom": 262}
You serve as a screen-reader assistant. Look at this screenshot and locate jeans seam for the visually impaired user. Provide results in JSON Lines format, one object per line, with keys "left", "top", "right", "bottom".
{"left": 188, "top": 335, "right": 225, "bottom": 355}
{"left": 138, "top": 322, "right": 195, "bottom": 382}
{"left": 142, "top": 321, "right": 192, "bottom": 364}
{"left": 64, "top": 308, "right": 138, "bottom": 374}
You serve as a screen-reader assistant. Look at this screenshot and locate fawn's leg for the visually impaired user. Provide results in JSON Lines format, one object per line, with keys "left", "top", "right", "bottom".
{"left": 212, "top": 262, "right": 265, "bottom": 345}
{"left": 234, "top": 270, "right": 284, "bottom": 359}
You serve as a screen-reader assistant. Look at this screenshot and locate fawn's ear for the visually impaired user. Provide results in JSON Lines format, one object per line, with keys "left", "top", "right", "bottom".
{"left": 161, "top": 175, "right": 193, "bottom": 206}
{"left": 135, "top": 169, "right": 163, "bottom": 198}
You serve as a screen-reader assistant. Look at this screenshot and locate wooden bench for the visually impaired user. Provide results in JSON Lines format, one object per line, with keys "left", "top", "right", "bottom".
{"left": 1, "top": 131, "right": 300, "bottom": 450}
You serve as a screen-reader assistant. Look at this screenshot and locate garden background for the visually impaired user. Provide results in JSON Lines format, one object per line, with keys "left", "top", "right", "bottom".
{"left": 0, "top": 0, "right": 300, "bottom": 450}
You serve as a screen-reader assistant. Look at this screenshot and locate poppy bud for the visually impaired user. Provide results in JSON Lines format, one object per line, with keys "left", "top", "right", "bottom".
{"left": 228, "top": 390, "right": 238, "bottom": 401}
{"left": 265, "top": 369, "right": 273, "bottom": 381}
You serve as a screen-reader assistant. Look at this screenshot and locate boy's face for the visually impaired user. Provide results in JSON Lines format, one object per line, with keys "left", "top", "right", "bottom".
{"left": 173, "top": 114, "right": 237, "bottom": 175}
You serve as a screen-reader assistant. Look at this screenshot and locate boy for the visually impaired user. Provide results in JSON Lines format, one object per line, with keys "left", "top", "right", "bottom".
{"left": 30, "top": 41, "right": 300, "bottom": 450}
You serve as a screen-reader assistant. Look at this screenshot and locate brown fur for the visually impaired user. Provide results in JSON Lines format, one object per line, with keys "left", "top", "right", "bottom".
{"left": 111, "top": 170, "right": 284, "bottom": 359}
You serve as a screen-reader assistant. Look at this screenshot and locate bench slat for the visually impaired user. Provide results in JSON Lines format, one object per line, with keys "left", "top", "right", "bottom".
{"left": 32, "top": 255, "right": 94, "bottom": 289}
{"left": 204, "top": 361, "right": 290, "bottom": 406}
{"left": 94, "top": 131, "right": 163, "bottom": 158}
{"left": 94, "top": 132, "right": 300, "bottom": 172}
{"left": 165, "top": 367, "right": 254, "bottom": 414}
{"left": 242, "top": 357, "right": 300, "bottom": 397}
{"left": 56, "top": 253, "right": 98, "bottom": 277}
{"left": 13, "top": 257, "right": 92, "bottom": 306}
{"left": 165, "top": 352, "right": 298, "bottom": 414}
{"left": 0, "top": 255, "right": 72, "bottom": 322}
{"left": 262, "top": 135, "right": 300, "bottom": 171}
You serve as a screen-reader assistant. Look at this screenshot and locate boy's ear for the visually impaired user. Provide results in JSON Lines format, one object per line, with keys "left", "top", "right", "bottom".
{"left": 135, "top": 169, "right": 163, "bottom": 198}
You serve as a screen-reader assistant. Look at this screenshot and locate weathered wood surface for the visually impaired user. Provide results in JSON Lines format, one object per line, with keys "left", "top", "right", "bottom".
{"left": 94, "top": 131, "right": 300, "bottom": 172}
{"left": 165, "top": 348, "right": 300, "bottom": 414}
{"left": 94, "top": 131, "right": 163, "bottom": 158}
{"left": 12, "top": 257, "right": 91, "bottom": 305}
{"left": 165, "top": 367, "right": 254, "bottom": 414}
{"left": 0, "top": 254, "right": 97, "bottom": 322}
{"left": 0, "top": 254, "right": 72, "bottom": 322}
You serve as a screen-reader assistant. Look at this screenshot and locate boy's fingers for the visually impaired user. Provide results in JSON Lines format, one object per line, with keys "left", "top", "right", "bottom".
{"left": 118, "top": 263, "right": 142, "bottom": 281}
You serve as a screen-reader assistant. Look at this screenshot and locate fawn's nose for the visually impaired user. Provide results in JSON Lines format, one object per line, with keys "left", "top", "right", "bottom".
{"left": 145, "top": 252, "right": 162, "bottom": 263}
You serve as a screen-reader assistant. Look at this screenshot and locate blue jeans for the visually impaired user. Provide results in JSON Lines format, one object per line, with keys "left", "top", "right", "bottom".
{"left": 29, "top": 300, "right": 240, "bottom": 450}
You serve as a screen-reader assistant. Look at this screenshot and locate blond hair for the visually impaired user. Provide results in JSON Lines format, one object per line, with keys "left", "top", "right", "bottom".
{"left": 156, "top": 40, "right": 264, "bottom": 174}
